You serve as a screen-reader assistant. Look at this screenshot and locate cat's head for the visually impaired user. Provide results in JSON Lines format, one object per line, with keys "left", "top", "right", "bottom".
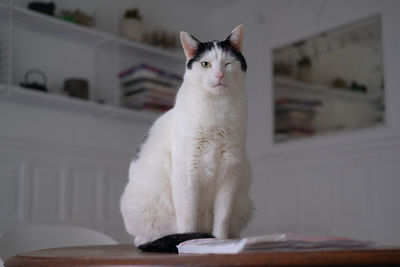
{"left": 180, "top": 25, "right": 246, "bottom": 95}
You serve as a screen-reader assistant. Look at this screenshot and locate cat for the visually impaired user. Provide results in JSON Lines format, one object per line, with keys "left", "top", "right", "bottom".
{"left": 120, "top": 25, "right": 253, "bottom": 252}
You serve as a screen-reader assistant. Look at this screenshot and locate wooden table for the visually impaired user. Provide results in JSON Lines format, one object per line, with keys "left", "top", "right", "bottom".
{"left": 5, "top": 244, "right": 400, "bottom": 267}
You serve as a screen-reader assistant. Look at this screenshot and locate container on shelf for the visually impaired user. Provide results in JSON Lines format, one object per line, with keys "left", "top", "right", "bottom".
{"left": 119, "top": 9, "right": 143, "bottom": 41}
{"left": 64, "top": 78, "right": 89, "bottom": 100}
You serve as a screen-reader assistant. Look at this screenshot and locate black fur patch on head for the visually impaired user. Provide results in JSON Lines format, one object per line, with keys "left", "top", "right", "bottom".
{"left": 217, "top": 39, "right": 247, "bottom": 72}
{"left": 138, "top": 232, "right": 215, "bottom": 253}
{"left": 186, "top": 38, "right": 247, "bottom": 72}
{"left": 187, "top": 41, "right": 215, "bottom": 69}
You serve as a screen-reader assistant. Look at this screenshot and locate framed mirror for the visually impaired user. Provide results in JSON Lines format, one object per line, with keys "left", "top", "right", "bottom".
{"left": 273, "top": 16, "right": 384, "bottom": 143}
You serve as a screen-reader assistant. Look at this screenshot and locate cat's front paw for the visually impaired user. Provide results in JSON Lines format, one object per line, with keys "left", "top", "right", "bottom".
{"left": 212, "top": 230, "right": 228, "bottom": 239}
{"left": 134, "top": 236, "right": 149, "bottom": 247}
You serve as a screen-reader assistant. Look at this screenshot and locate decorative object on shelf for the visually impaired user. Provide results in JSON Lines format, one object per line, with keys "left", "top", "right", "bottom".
{"left": 119, "top": 63, "right": 182, "bottom": 112}
{"left": 120, "top": 8, "right": 143, "bottom": 41}
{"left": 273, "top": 61, "right": 292, "bottom": 77}
{"left": 58, "top": 9, "right": 94, "bottom": 27}
{"left": 64, "top": 78, "right": 89, "bottom": 99}
{"left": 20, "top": 69, "right": 48, "bottom": 92}
{"left": 350, "top": 81, "right": 367, "bottom": 93}
{"left": 297, "top": 56, "right": 314, "bottom": 83}
{"left": 331, "top": 78, "right": 367, "bottom": 94}
{"left": 142, "top": 29, "right": 179, "bottom": 51}
{"left": 332, "top": 77, "right": 348, "bottom": 89}
{"left": 27, "top": 1, "right": 55, "bottom": 16}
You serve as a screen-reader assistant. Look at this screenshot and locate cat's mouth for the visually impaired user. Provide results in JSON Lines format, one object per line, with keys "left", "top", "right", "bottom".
{"left": 212, "top": 82, "right": 226, "bottom": 88}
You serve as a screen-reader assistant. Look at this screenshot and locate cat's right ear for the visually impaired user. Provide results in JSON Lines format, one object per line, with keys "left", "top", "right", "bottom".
{"left": 180, "top": 32, "right": 199, "bottom": 59}
{"left": 226, "top": 25, "right": 244, "bottom": 52}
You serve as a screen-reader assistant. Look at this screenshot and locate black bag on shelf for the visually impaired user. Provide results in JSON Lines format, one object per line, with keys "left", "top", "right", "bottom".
{"left": 28, "top": 2, "right": 55, "bottom": 16}
{"left": 20, "top": 69, "right": 48, "bottom": 92}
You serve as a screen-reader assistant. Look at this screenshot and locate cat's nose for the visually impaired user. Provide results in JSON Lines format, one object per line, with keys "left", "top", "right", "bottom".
{"left": 216, "top": 73, "right": 224, "bottom": 81}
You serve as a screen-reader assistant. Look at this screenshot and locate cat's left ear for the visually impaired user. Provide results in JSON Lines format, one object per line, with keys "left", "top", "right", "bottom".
{"left": 226, "top": 25, "right": 244, "bottom": 52}
{"left": 180, "top": 32, "right": 200, "bottom": 59}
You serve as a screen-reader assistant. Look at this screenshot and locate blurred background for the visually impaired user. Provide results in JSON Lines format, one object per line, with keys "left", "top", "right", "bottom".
{"left": 0, "top": 0, "right": 399, "bottom": 253}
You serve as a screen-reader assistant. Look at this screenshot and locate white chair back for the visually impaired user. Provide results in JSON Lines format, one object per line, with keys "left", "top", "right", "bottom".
{"left": 0, "top": 224, "right": 117, "bottom": 262}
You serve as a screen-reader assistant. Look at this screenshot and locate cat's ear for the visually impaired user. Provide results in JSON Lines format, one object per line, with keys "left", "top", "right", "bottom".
{"left": 226, "top": 25, "right": 244, "bottom": 52}
{"left": 180, "top": 32, "right": 200, "bottom": 59}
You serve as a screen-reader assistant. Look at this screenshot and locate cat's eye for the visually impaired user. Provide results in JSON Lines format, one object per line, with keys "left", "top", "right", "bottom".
{"left": 201, "top": 61, "right": 211, "bottom": 68}
{"left": 224, "top": 62, "right": 231, "bottom": 67}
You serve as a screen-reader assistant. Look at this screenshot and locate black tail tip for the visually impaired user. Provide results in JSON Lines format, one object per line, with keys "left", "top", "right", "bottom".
{"left": 138, "top": 232, "right": 215, "bottom": 253}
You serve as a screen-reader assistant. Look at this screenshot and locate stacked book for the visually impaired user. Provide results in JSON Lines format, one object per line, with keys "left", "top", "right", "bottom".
{"left": 119, "top": 63, "right": 182, "bottom": 112}
{"left": 177, "top": 233, "right": 376, "bottom": 254}
{"left": 275, "top": 98, "right": 322, "bottom": 141}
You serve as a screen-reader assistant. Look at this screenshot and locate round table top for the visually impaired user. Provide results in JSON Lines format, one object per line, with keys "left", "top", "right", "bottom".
{"left": 5, "top": 244, "right": 400, "bottom": 267}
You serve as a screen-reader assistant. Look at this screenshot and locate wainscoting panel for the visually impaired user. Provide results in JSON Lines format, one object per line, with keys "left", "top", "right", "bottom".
{"left": 71, "top": 168, "right": 99, "bottom": 225}
{"left": 0, "top": 135, "right": 132, "bottom": 243}
{"left": 105, "top": 170, "right": 127, "bottom": 224}
{"left": 102, "top": 170, "right": 129, "bottom": 242}
{"left": 248, "top": 135, "right": 400, "bottom": 245}
{"left": 0, "top": 159, "right": 24, "bottom": 225}
{"left": 31, "top": 164, "right": 65, "bottom": 223}
{"left": 1, "top": 133, "right": 399, "bottom": 245}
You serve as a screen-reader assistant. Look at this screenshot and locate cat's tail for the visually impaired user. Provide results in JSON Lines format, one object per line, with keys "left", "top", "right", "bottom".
{"left": 137, "top": 232, "right": 215, "bottom": 253}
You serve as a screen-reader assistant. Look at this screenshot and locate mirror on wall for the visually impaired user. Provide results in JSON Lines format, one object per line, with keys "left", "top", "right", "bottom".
{"left": 273, "top": 16, "right": 384, "bottom": 143}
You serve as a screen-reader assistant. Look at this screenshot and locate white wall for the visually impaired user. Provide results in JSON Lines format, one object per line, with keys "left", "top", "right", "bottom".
{"left": 1, "top": 0, "right": 400, "bottom": 246}
{"left": 211, "top": 0, "right": 400, "bottom": 245}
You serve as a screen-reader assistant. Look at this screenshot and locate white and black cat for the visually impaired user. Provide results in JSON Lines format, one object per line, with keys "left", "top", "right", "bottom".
{"left": 120, "top": 25, "right": 253, "bottom": 252}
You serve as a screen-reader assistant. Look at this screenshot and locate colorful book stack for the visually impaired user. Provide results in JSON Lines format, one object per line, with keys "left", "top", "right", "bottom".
{"left": 119, "top": 63, "right": 182, "bottom": 112}
{"left": 275, "top": 98, "right": 322, "bottom": 141}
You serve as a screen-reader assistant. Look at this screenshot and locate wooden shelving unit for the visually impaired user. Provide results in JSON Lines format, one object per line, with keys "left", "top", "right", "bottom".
{"left": 0, "top": 2, "right": 184, "bottom": 122}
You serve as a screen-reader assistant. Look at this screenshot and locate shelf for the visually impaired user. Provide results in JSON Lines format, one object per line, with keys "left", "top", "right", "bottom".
{"left": 274, "top": 76, "right": 381, "bottom": 102}
{"left": 0, "top": 2, "right": 180, "bottom": 123}
{"left": 4, "top": 3, "right": 184, "bottom": 61}
{"left": 0, "top": 84, "right": 161, "bottom": 123}
{"left": 117, "top": 37, "right": 183, "bottom": 61}
{"left": 11, "top": 4, "right": 110, "bottom": 44}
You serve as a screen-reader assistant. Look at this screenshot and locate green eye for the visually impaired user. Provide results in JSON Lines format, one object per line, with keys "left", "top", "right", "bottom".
{"left": 201, "top": 61, "right": 211, "bottom": 68}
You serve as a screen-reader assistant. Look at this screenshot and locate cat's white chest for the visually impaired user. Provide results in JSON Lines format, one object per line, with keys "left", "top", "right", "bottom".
{"left": 193, "top": 126, "right": 236, "bottom": 181}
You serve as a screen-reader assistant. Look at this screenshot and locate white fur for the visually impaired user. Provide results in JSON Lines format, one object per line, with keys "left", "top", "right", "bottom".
{"left": 120, "top": 26, "right": 253, "bottom": 246}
